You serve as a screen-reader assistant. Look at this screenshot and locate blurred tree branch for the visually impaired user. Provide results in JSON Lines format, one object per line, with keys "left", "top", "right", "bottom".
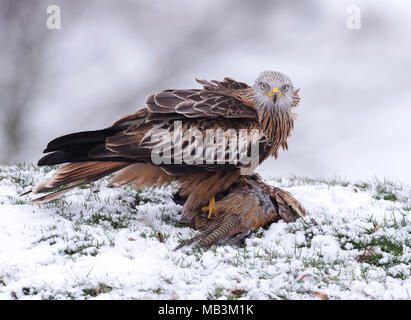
{"left": 0, "top": 0, "right": 50, "bottom": 159}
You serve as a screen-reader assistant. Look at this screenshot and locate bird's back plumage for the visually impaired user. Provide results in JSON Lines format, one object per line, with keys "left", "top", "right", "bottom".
{"left": 30, "top": 73, "right": 300, "bottom": 224}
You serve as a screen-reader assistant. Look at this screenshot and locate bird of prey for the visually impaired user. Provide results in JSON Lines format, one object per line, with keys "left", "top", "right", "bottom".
{"left": 175, "top": 174, "right": 307, "bottom": 249}
{"left": 29, "top": 70, "right": 301, "bottom": 224}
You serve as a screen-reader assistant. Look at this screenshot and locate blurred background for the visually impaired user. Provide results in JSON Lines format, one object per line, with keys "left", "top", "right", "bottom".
{"left": 1, "top": 0, "right": 410, "bottom": 183}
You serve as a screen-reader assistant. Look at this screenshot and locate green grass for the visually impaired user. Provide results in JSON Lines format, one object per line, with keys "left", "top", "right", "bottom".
{"left": 82, "top": 283, "right": 113, "bottom": 297}
{"left": 22, "top": 287, "right": 39, "bottom": 296}
{"left": 208, "top": 287, "right": 224, "bottom": 299}
{"left": 374, "top": 181, "right": 400, "bottom": 201}
{"left": 270, "top": 175, "right": 350, "bottom": 188}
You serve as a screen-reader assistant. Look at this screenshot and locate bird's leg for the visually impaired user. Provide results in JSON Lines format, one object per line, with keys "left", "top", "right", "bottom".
{"left": 201, "top": 196, "right": 216, "bottom": 219}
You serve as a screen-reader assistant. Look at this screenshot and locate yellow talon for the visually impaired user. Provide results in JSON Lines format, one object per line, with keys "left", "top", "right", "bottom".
{"left": 201, "top": 196, "right": 216, "bottom": 219}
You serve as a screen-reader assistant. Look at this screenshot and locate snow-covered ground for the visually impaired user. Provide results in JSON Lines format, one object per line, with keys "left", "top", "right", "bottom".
{"left": 0, "top": 163, "right": 409, "bottom": 300}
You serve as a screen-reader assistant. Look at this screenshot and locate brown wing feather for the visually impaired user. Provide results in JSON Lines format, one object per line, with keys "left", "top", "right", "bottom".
{"left": 110, "top": 163, "right": 174, "bottom": 189}
{"left": 145, "top": 77, "right": 257, "bottom": 120}
{"left": 32, "top": 76, "right": 268, "bottom": 221}
{"left": 31, "top": 161, "right": 129, "bottom": 202}
{"left": 101, "top": 116, "right": 268, "bottom": 175}
{"left": 88, "top": 76, "right": 260, "bottom": 173}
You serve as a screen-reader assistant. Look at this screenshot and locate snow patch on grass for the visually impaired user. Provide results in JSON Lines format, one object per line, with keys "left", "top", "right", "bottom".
{"left": 0, "top": 163, "right": 410, "bottom": 300}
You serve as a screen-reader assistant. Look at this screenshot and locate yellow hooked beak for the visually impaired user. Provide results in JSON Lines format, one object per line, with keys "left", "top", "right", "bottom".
{"left": 264, "top": 87, "right": 284, "bottom": 103}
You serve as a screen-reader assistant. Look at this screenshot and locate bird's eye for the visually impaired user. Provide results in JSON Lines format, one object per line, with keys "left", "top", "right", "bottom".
{"left": 260, "top": 82, "right": 267, "bottom": 90}
{"left": 282, "top": 84, "right": 289, "bottom": 92}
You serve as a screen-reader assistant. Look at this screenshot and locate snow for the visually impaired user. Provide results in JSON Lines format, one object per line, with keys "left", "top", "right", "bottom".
{"left": 0, "top": 164, "right": 410, "bottom": 300}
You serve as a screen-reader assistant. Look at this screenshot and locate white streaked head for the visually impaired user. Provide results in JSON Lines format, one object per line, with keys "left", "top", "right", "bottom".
{"left": 252, "top": 70, "right": 295, "bottom": 111}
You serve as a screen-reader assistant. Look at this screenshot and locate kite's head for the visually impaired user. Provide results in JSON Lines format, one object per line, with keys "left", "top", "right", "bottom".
{"left": 252, "top": 70, "right": 296, "bottom": 112}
